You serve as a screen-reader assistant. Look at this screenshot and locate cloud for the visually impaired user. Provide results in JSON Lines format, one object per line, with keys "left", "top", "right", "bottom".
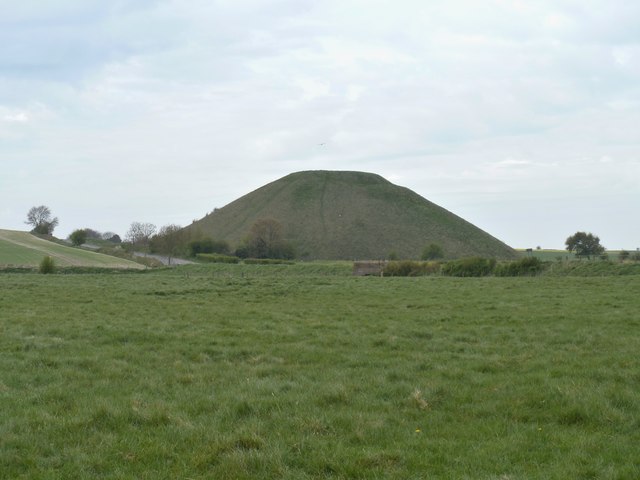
{"left": 1, "top": 110, "right": 29, "bottom": 123}
{"left": 0, "top": 0, "right": 639, "bottom": 249}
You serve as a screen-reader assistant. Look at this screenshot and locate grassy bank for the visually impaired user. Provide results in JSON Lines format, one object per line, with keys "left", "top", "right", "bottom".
{"left": 0, "top": 229, "right": 144, "bottom": 269}
{"left": 1, "top": 265, "right": 639, "bottom": 478}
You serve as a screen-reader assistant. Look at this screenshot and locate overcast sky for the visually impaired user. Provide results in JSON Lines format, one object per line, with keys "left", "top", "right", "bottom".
{"left": 1, "top": 0, "right": 639, "bottom": 249}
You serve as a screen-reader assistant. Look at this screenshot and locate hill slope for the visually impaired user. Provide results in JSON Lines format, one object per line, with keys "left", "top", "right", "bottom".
{"left": 0, "top": 230, "right": 144, "bottom": 269}
{"left": 187, "top": 171, "right": 516, "bottom": 260}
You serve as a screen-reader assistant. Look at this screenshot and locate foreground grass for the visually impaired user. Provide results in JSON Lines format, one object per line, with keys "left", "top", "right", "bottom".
{"left": 1, "top": 265, "right": 639, "bottom": 479}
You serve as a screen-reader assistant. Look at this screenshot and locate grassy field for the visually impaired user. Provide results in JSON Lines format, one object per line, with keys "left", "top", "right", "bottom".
{"left": 0, "top": 230, "right": 143, "bottom": 269}
{"left": 515, "top": 248, "right": 638, "bottom": 262}
{"left": 1, "top": 264, "right": 639, "bottom": 479}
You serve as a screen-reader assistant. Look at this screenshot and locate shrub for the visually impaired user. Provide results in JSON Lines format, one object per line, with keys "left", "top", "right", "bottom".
{"left": 196, "top": 253, "right": 240, "bottom": 264}
{"left": 494, "top": 257, "right": 545, "bottom": 276}
{"left": 421, "top": 243, "right": 444, "bottom": 260}
{"left": 189, "top": 238, "right": 230, "bottom": 256}
{"left": 382, "top": 261, "right": 440, "bottom": 277}
{"left": 441, "top": 257, "right": 496, "bottom": 277}
{"left": 39, "top": 256, "right": 55, "bottom": 274}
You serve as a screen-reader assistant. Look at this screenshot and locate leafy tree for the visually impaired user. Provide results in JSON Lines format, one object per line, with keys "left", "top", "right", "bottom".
{"left": 26, "top": 205, "right": 59, "bottom": 235}
{"left": 421, "top": 243, "right": 444, "bottom": 260}
{"left": 565, "top": 231, "right": 605, "bottom": 259}
{"left": 125, "top": 222, "right": 156, "bottom": 250}
{"left": 618, "top": 250, "right": 629, "bottom": 262}
{"left": 150, "top": 224, "right": 184, "bottom": 265}
{"left": 83, "top": 228, "right": 102, "bottom": 239}
{"left": 69, "top": 229, "right": 88, "bottom": 246}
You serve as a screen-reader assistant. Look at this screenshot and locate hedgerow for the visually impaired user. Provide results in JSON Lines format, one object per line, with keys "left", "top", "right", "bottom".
{"left": 196, "top": 253, "right": 240, "bottom": 264}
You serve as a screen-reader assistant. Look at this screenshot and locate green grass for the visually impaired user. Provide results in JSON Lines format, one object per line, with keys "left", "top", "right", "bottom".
{"left": 516, "top": 249, "right": 636, "bottom": 262}
{"left": 516, "top": 249, "right": 577, "bottom": 261}
{"left": 1, "top": 264, "right": 639, "bottom": 478}
{"left": 0, "top": 230, "right": 144, "bottom": 269}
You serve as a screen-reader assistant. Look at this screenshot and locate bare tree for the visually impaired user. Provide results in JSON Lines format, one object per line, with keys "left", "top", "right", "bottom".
{"left": 249, "top": 218, "right": 283, "bottom": 258}
{"left": 26, "top": 205, "right": 59, "bottom": 235}
{"left": 125, "top": 222, "right": 156, "bottom": 250}
{"left": 236, "top": 218, "right": 294, "bottom": 259}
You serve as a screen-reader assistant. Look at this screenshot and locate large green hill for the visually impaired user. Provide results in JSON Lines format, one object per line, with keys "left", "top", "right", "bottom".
{"left": 0, "top": 229, "right": 144, "bottom": 269}
{"left": 187, "top": 171, "right": 516, "bottom": 260}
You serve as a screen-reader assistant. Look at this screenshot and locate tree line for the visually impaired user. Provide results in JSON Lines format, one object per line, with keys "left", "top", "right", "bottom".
{"left": 23, "top": 205, "right": 639, "bottom": 263}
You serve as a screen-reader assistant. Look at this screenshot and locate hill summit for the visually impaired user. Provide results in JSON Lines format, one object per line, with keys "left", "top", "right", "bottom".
{"left": 187, "top": 171, "right": 516, "bottom": 260}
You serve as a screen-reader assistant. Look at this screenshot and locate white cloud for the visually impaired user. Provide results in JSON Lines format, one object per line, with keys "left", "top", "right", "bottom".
{"left": 1, "top": 111, "right": 29, "bottom": 123}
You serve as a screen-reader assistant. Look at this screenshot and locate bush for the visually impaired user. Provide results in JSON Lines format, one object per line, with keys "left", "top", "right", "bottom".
{"left": 494, "top": 257, "right": 545, "bottom": 276}
{"left": 189, "top": 238, "right": 230, "bottom": 257}
{"left": 39, "top": 256, "right": 55, "bottom": 274}
{"left": 421, "top": 243, "right": 444, "bottom": 260}
{"left": 196, "top": 253, "right": 240, "bottom": 264}
{"left": 441, "top": 257, "right": 496, "bottom": 277}
{"left": 382, "top": 261, "right": 441, "bottom": 277}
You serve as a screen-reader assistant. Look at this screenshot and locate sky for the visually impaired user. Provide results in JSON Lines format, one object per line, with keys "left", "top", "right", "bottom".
{"left": 1, "top": 0, "right": 639, "bottom": 249}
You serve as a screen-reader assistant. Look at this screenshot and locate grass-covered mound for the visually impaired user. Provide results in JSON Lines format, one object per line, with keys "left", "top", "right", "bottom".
{"left": 187, "top": 170, "right": 516, "bottom": 260}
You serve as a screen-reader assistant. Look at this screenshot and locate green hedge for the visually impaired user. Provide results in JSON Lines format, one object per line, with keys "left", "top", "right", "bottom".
{"left": 382, "top": 261, "right": 441, "bottom": 277}
{"left": 441, "top": 257, "right": 496, "bottom": 277}
{"left": 243, "top": 258, "right": 295, "bottom": 265}
{"left": 494, "top": 257, "right": 544, "bottom": 276}
{"left": 196, "top": 253, "right": 240, "bottom": 264}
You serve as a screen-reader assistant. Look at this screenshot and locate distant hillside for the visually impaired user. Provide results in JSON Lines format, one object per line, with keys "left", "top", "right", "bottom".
{"left": 186, "top": 171, "right": 516, "bottom": 260}
{"left": 0, "top": 229, "right": 144, "bottom": 269}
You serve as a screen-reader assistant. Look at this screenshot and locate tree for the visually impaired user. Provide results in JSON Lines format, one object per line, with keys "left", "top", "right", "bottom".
{"left": 150, "top": 224, "right": 184, "bottom": 265}
{"left": 237, "top": 218, "right": 295, "bottom": 259}
{"left": 125, "top": 222, "right": 156, "bottom": 249}
{"left": 26, "top": 205, "right": 59, "bottom": 235}
{"left": 565, "top": 231, "right": 605, "bottom": 259}
{"left": 421, "top": 243, "right": 444, "bottom": 260}
{"left": 83, "top": 228, "right": 102, "bottom": 239}
{"left": 69, "top": 229, "right": 88, "bottom": 246}
{"left": 102, "top": 232, "right": 122, "bottom": 243}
